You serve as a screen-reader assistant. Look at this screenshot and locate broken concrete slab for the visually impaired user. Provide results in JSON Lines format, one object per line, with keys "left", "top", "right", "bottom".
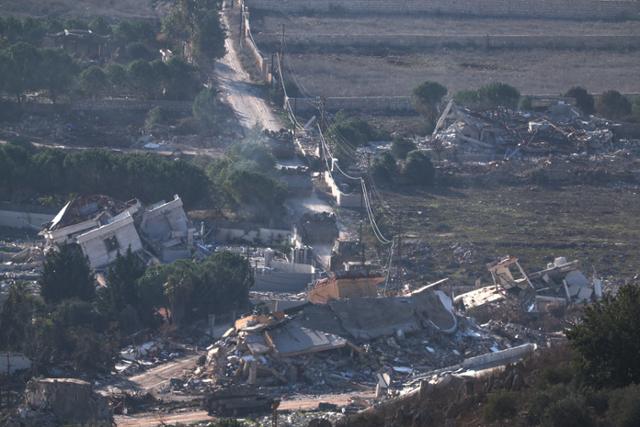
{"left": 265, "top": 320, "right": 348, "bottom": 357}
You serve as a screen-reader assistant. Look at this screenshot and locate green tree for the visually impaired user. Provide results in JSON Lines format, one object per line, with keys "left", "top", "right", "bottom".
{"left": 38, "top": 48, "right": 76, "bottom": 102}
{"left": 145, "top": 106, "right": 165, "bottom": 130}
{"left": 96, "top": 248, "right": 146, "bottom": 332}
{"left": 5, "top": 42, "right": 41, "bottom": 101}
{"left": 371, "top": 152, "right": 397, "bottom": 185}
{"left": 106, "top": 63, "right": 127, "bottom": 88}
{"left": 166, "top": 57, "right": 199, "bottom": 100}
{"left": 193, "top": 87, "right": 219, "bottom": 131}
{"left": 596, "top": 90, "right": 631, "bottom": 120}
{"left": 89, "top": 16, "right": 111, "bottom": 36}
{"left": 193, "top": 11, "right": 226, "bottom": 61}
{"left": 478, "top": 82, "right": 520, "bottom": 109}
{"left": 566, "top": 86, "right": 595, "bottom": 115}
{"left": 126, "top": 41, "right": 153, "bottom": 61}
{"left": 127, "top": 59, "right": 157, "bottom": 98}
{"left": 402, "top": 150, "right": 435, "bottom": 186}
{"left": 79, "top": 65, "right": 108, "bottom": 97}
{"left": 413, "top": 81, "right": 447, "bottom": 122}
{"left": 228, "top": 142, "right": 276, "bottom": 172}
{"left": 40, "top": 243, "right": 95, "bottom": 304}
{"left": 391, "top": 137, "right": 417, "bottom": 160}
{"left": 0, "top": 282, "right": 43, "bottom": 351}
{"left": 567, "top": 284, "right": 640, "bottom": 388}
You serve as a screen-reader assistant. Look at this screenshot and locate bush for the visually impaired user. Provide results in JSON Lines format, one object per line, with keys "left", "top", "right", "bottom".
{"left": 413, "top": 81, "right": 447, "bottom": 120}
{"left": 126, "top": 41, "right": 153, "bottom": 61}
{"left": 483, "top": 391, "right": 518, "bottom": 422}
{"left": 542, "top": 396, "right": 593, "bottom": 427}
{"left": 566, "top": 284, "right": 640, "bottom": 388}
{"left": 193, "top": 87, "right": 219, "bottom": 131}
{"left": 402, "top": 150, "right": 435, "bottom": 186}
{"left": 541, "top": 365, "right": 574, "bottom": 385}
{"left": 566, "top": 86, "right": 595, "bottom": 115}
{"left": 371, "top": 152, "right": 397, "bottom": 185}
{"left": 455, "top": 82, "right": 520, "bottom": 110}
{"left": 607, "top": 384, "right": 640, "bottom": 427}
{"left": 597, "top": 90, "right": 632, "bottom": 119}
{"left": 145, "top": 106, "right": 165, "bottom": 130}
{"left": 391, "top": 137, "right": 417, "bottom": 160}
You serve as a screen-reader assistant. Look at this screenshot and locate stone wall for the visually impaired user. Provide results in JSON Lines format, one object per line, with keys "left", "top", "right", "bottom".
{"left": 245, "top": 0, "right": 640, "bottom": 20}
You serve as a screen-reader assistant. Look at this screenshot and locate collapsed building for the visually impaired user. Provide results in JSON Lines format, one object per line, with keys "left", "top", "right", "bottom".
{"left": 428, "top": 101, "right": 625, "bottom": 162}
{"left": 7, "top": 378, "right": 112, "bottom": 427}
{"left": 40, "top": 194, "right": 194, "bottom": 269}
{"left": 455, "top": 255, "right": 602, "bottom": 319}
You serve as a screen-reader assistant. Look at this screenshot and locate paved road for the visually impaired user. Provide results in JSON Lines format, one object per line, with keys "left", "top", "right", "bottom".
{"left": 216, "top": 7, "right": 284, "bottom": 133}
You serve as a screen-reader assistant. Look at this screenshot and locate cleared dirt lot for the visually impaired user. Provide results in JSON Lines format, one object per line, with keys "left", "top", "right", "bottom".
{"left": 284, "top": 50, "right": 640, "bottom": 96}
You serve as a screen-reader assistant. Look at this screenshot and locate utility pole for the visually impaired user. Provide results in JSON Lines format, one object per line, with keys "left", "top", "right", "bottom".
{"left": 280, "top": 24, "right": 285, "bottom": 59}
{"left": 360, "top": 181, "right": 366, "bottom": 267}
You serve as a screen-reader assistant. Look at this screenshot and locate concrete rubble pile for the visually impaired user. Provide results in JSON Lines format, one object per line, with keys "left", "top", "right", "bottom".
{"left": 115, "top": 339, "right": 187, "bottom": 376}
{"left": 428, "top": 101, "right": 633, "bottom": 162}
{"left": 6, "top": 378, "right": 112, "bottom": 427}
{"left": 455, "top": 255, "right": 602, "bottom": 319}
{"left": 178, "top": 287, "right": 551, "bottom": 396}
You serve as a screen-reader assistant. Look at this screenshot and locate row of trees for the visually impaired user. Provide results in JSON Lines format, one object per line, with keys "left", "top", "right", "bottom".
{"left": 162, "top": 0, "right": 226, "bottom": 62}
{"left": 0, "top": 142, "right": 209, "bottom": 207}
{"left": 80, "top": 57, "right": 201, "bottom": 100}
{"left": 413, "top": 80, "right": 640, "bottom": 124}
{"left": 0, "top": 42, "right": 200, "bottom": 102}
{"left": 0, "top": 140, "right": 290, "bottom": 222}
{"left": 0, "top": 245, "right": 252, "bottom": 373}
{"left": 0, "top": 42, "right": 76, "bottom": 102}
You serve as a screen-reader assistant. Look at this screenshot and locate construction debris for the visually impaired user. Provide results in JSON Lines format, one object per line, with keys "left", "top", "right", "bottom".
{"left": 10, "top": 378, "right": 112, "bottom": 427}
{"left": 455, "top": 255, "right": 602, "bottom": 319}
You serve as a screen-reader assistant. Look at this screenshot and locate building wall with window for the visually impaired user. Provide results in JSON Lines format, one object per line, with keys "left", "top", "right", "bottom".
{"left": 76, "top": 213, "right": 143, "bottom": 269}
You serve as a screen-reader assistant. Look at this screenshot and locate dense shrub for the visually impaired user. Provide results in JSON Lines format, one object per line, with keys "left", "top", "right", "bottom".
{"left": 566, "top": 284, "right": 640, "bottom": 388}
{"left": 566, "top": 86, "right": 595, "bottom": 115}
{"left": 483, "top": 391, "right": 518, "bottom": 422}
{"left": 596, "top": 90, "right": 632, "bottom": 120}
{"left": 542, "top": 396, "right": 594, "bottom": 427}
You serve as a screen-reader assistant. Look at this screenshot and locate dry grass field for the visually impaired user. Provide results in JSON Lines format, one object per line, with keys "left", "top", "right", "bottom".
{"left": 283, "top": 49, "right": 640, "bottom": 97}
{"left": 249, "top": 11, "right": 640, "bottom": 97}
{"left": 253, "top": 15, "right": 640, "bottom": 38}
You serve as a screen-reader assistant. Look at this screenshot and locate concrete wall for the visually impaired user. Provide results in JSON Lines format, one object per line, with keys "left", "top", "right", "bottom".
{"left": 288, "top": 95, "right": 414, "bottom": 114}
{"left": 254, "top": 269, "right": 314, "bottom": 291}
{"left": 242, "top": 9, "right": 272, "bottom": 81}
{"left": 214, "top": 226, "right": 292, "bottom": 244}
{"left": 0, "top": 209, "right": 54, "bottom": 230}
{"left": 323, "top": 171, "right": 361, "bottom": 208}
{"left": 259, "top": 34, "right": 640, "bottom": 52}
{"left": 245, "top": 0, "right": 640, "bottom": 20}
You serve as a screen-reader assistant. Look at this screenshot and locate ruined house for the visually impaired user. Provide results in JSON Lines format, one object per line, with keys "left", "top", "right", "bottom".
{"left": 308, "top": 269, "right": 384, "bottom": 304}
{"left": 44, "top": 29, "right": 110, "bottom": 59}
{"left": 41, "top": 194, "right": 193, "bottom": 269}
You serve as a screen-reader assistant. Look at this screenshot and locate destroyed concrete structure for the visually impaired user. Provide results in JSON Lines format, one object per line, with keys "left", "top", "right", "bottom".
{"left": 14, "top": 378, "right": 112, "bottom": 427}
{"left": 428, "top": 101, "right": 630, "bottom": 162}
{"left": 455, "top": 255, "right": 602, "bottom": 319}
{"left": 41, "top": 194, "right": 193, "bottom": 269}
{"left": 307, "top": 269, "right": 384, "bottom": 304}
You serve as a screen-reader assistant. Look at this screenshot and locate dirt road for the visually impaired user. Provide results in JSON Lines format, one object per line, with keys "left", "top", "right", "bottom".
{"left": 115, "top": 390, "right": 375, "bottom": 426}
{"left": 216, "top": 6, "right": 283, "bottom": 133}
